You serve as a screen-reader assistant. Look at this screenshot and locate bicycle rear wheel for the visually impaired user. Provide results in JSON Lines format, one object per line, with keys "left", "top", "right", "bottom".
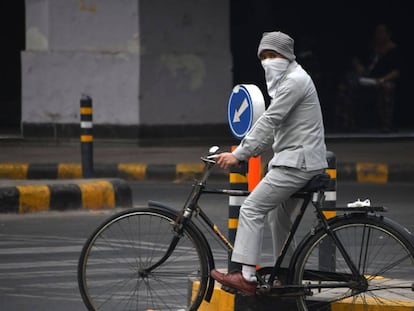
{"left": 294, "top": 214, "right": 414, "bottom": 311}
{"left": 78, "top": 207, "right": 209, "bottom": 311}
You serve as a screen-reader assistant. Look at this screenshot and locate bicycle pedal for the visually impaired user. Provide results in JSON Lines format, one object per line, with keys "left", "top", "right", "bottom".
{"left": 257, "top": 284, "right": 271, "bottom": 295}
{"left": 221, "top": 285, "right": 237, "bottom": 294}
{"left": 221, "top": 285, "right": 257, "bottom": 297}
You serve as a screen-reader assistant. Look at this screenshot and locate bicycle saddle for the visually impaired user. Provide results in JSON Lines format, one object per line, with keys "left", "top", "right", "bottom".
{"left": 299, "top": 173, "right": 331, "bottom": 193}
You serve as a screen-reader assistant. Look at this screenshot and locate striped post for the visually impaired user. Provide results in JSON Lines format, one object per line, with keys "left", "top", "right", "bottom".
{"left": 319, "top": 151, "right": 337, "bottom": 271}
{"left": 80, "top": 95, "right": 94, "bottom": 178}
{"left": 248, "top": 156, "right": 261, "bottom": 192}
{"left": 324, "top": 151, "right": 337, "bottom": 218}
{"left": 228, "top": 147, "right": 248, "bottom": 272}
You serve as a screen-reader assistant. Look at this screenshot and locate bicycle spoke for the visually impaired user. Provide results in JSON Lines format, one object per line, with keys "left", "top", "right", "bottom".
{"left": 78, "top": 208, "right": 209, "bottom": 311}
{"left": 294, "top": 216, "right": 414, "bottom": 311}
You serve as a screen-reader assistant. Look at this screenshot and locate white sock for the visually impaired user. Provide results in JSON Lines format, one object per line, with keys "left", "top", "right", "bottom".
{"left": 242, "top": 265, "right": 257, "bottom": 282}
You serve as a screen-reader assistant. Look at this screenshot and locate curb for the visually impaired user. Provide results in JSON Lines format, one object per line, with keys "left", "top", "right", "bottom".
{"left": 338, "top": 162, "right": 414, "bottom": 183}
{"left": 199, "top": 286, "right": 414, "bottom": 311}
{"left": 0, "top": 178, "right": 132, "bottom": 213}
{"left": 0, "top": 162, "right": 228, "bottom": 182}
{"left": 0, "top": 162, "right": 413, "bottom": 182}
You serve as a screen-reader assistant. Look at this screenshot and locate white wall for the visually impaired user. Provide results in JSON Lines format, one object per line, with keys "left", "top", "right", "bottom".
{"left": 139, "top": 0, "right": 232, "bottom": 126}
{"left": 22, "top": 0, "right": 140, "bottom": 126}
{"left": 22, "top": 0, "right": 232, "bottom": 137}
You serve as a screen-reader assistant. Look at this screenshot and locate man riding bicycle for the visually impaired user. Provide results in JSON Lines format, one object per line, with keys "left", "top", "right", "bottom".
{"left": 211, "top": 30, "right": 328, "bottom": 296}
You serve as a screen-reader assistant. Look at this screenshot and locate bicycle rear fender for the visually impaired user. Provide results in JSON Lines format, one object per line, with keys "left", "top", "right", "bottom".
{"left": 339, "top": 213, "right": 414, "bottom": 245}
{"left": 147, "top": 200, "right": 216, "bottom": 303}
{"left": 379, "top": 214, "right": 414, "bottom": 244}
{"left": 288, "top": 212, "right": 414, "bottom": 281}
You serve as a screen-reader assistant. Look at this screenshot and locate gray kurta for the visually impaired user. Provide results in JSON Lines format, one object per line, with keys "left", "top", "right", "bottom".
{"left": 231, "top": 61, "right": 327, "bottom": 265}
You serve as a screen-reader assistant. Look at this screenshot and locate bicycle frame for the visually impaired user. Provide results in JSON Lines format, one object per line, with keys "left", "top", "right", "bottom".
{"left": 261, "top": 189, "right": 366, "bottom": 292}
{"left": 158, "top": 156, "right": 385, "bottom": 294}
{"left": 174, "top": 156, "right": 249, "bottom": 252}
{"left": 78, "top": 149, "right": 414, "bottom": 311}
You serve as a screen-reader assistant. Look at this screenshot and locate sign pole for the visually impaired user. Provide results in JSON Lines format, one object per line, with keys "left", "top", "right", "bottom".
{"left": 227, "top": 84, "right": 265, "bottom": 273}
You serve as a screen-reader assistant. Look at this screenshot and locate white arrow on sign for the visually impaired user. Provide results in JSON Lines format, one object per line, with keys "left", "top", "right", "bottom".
{"left": 233, "top": 99, "right": 248, "bottom": 123}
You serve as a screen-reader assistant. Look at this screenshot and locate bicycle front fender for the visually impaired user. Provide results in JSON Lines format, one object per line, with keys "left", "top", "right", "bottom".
{"left": 147, "top": 200, "right": 217, "bottom": 303}
{"left": 148, "top": 200, "right": 180, "bottom": 213}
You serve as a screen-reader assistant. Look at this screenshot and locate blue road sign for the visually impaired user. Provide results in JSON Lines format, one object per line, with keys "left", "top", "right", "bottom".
{"left": 228, "top": 84, "right": 265, "bottom": 140}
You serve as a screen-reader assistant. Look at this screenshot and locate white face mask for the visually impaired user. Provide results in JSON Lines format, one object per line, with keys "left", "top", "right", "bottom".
{"left": 261, "top": 58, "right": 290, "bottom": 98}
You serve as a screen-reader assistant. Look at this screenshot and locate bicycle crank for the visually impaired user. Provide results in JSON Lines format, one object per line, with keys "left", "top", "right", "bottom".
{"left": 262, "top": 284, "right": 313, "bottom": 297}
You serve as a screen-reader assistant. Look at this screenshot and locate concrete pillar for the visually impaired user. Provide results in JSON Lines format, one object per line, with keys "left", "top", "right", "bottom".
{"left": 21, "top": 0, "right": 232, "bottom": 139}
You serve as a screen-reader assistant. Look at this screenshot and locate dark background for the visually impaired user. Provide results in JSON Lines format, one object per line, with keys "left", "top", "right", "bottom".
{"left": 1, "top": 1, "right": 412, "bottom": 134}
{"left": 231, "top": 0, "right": 413, "bottom": 133}
{"left": 0, "top": 1, "right": 25, "bottom": 130}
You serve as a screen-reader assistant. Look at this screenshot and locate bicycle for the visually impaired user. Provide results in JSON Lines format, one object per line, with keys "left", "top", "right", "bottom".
{"left": 78, "top": 146, "right": 414, "bottom": 311}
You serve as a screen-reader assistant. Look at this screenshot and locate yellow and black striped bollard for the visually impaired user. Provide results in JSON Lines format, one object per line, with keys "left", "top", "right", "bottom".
{"left": 319, "top": 151, "right": 337, "bottom": 271}
{"left": 80, "top": 95, "right": 94, "bottom": 178}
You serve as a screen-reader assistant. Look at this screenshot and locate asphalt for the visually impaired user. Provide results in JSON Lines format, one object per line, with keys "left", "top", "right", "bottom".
{"left": 1, "top": 137, "right": 414, "bottom": 310}
{"left": 0, "top": 136, "right": 413, "bottom": 213}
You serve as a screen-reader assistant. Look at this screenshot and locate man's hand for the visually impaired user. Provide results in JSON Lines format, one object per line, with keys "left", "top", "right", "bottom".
{"left": 215, "top": 152, "right": 239, "bottom": 170}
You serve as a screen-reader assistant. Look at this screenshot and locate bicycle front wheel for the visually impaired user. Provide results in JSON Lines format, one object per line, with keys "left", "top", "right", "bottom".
{"left": 294, "top": 214, "right": 414, "bottom": 311}
{"left": 78, "top": 207, "right": 210, "bottom": 311}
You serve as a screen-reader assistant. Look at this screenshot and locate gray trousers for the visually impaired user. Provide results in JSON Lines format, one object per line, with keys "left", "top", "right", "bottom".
{"left": 231, "top": 166, "right": 323, "bottom": 265}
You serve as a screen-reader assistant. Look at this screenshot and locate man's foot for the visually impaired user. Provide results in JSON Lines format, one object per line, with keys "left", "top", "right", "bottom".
{"left": 210, "top": 269, "right": 257, "bottom": 296}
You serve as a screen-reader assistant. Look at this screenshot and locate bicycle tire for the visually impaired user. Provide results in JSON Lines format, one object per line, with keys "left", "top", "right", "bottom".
{"left": 293, "top": 214, "right": 414, "bottom": 311}
{"left": 78, "top": 207, "right": 210, "bottom": 311}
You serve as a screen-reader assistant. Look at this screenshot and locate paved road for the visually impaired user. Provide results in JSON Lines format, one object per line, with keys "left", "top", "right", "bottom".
{"left": 0, "top": 181, "right": 413, "bottom": 310}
